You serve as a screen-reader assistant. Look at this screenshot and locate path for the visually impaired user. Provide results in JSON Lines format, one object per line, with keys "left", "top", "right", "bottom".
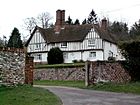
{"left": 34, "top": 85, "right": 140, "bottom": 105}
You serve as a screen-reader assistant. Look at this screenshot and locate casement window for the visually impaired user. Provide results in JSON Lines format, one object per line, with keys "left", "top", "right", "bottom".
{"left": 88, "top": 39, "right": 95, "bottom": 47}
{"left": 61, "top": 42, "right": 67, "bottom": 48}
{"left": 34, "top": 54, "right": 42, "bottom": 60}
{"left": 89, "top": 52, "right": 96, "bottom": 58}
{"left": 35, "top": 43, "right": 41, "bottom": 50}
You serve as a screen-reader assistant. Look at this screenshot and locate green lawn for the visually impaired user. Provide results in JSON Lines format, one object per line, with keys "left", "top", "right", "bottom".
{"left": 35, "top": 63, "right": 85, "bottom": 69}
{"left": 34, "top": 80, "right": 140, "bottom": 94}
{"left": 88, "top": 82, "right": 140, "bottom": 94}
{"left": 0, "top": 85, "right": 62, "bottom": 105}
{"left": 34, "top": 80, "right": 85, "bottom": 88}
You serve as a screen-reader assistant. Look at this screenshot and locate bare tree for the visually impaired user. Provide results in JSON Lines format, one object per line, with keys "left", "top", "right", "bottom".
{"left": 23, "top": 17, "right": 37, "bottom": 34}
{"left": 0, "top": 36, "right": 7, "bottom": 47}
{"left": 23, "top": 11, "right": 52, "bottom": 34}
{"left": 0, "top": 37, "right": 4, "bottom": 47}
{"left": 37, "top": 12, "right": 52, "bottom": 29}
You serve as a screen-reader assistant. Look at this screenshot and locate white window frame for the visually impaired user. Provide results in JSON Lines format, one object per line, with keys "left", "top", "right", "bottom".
{"left": 34, "top": 54, "right": 42, "bottom": 60}
{"left": 88, "top": 39, "right": 95, "bottom": 47}
{"left": 89, "top": 52, "right": 96, "bottom": 58}
{"left": 61, "top": 42, "right": 67, "bottom": 48}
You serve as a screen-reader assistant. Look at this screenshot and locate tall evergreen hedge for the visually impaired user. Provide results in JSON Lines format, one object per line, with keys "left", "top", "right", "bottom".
{"left": 119, "top": 40, "right": 140, "bottom": 81}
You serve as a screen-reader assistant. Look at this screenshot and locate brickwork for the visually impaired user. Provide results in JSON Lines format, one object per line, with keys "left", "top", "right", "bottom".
{"left": 25, "top": 56, "right": 34, "bottom": 85}
{"left": 0, "top": 47, "right": 24, "bottom": 53}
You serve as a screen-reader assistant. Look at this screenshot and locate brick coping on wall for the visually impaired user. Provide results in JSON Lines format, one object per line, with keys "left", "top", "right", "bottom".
{"left": 0, "top": 47, "right": 25, "bottom": 53}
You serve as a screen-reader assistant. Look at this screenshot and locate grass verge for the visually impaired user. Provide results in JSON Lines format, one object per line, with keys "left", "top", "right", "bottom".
{"left": 34, "top": 80, "right": 85, "bottom": 88}
{"left": 87, "top": 82, "right": 140, "bottom": 94}
{"left": 34, "top": 80, "right": 140, "bottom": 94}
{"left": 0, "top": 85, "right": 62, "bottom": 105}
{"left": 35, "top": 63, "right": 85, "bottom": 69}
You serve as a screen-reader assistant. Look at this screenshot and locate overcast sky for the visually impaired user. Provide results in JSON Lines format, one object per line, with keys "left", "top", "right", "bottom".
{"left": 0, "top": 0, "right": 140, "bottom": 39}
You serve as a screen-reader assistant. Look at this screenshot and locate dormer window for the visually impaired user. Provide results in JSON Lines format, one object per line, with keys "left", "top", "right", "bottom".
{"left": 61, "top": 42, "right": 67, "bottom": 48}
{"left": 88, "top": 39, "right": 95, "bottom": 47}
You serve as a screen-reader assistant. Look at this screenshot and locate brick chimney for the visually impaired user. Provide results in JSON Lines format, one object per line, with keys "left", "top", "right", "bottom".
{"left": 61, "top": 10, "right": 65, "bottom": 26}
{"left": 55, "top": 10, "right": 65, "bottom": 33}
{"left": 101, "top": 18, "right": 108, "bottom": 30}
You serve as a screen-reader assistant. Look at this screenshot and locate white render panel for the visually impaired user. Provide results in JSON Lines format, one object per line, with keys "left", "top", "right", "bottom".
{"left": 85, "top": 28, "right": 100, "bottom": 39}
{"left": 42, "top": 53, "right": 48, "bottom": 62}
{"left": 27, "top": 43, "right": 47, "bottom": 52}
{"left": 48, "top": 42, "right": 81, "bottom": 51}
{"left": 82, "top": 28, "right": 103, "bottom": 50}
{"left": 103, "top": 41, "right": 124, "bottom": 60}
{"left": 29, "top": 31, "right": 46, "bottom": 44}
{"left": 63, "top": 50, "right": 104, "bottom": 63}
{"left": 27, "top": 30, "right": 48, "bottom": 52}
{"left": 32, "top": 53, "right": 47, "bottom": 63}
{"left": 82, "top": 50, "right": 103, "bottom": 61}
{"left": 64, "top": 52, "right": 82, "bottom": 63}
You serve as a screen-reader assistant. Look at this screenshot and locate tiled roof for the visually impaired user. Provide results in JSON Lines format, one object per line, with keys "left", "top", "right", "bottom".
{"left": 25, "top": 25, "right": 116, "bottom": 47}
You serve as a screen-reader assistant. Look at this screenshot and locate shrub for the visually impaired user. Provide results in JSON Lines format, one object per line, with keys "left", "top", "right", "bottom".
{"left": 119, "top": 40, "right": 140, "bottom": 81}
{"left": 79, "top": 59, "right": 84, "bottom": 63}
{"left": 72, "top": 60, "right": 78, "bottom": 63}
{"left": 47, "top": 47, "right": 64, "bottom": 64}
{"left": 108, "top": 57, "right": 116, "bottom": 62}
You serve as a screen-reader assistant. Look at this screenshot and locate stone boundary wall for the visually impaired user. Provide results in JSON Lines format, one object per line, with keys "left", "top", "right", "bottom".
{"left": 0, "top": 47, "right": 34, "bottom": 86}
{"left": 89, "top": 61, "right": 131, "bottom": 84}
{"left": 0, "top": 47, "right": 25, "bottom": 85}
{"left": 34, "top": 61, "right": 131, "bottom": 84}
{"left": 34, "top": 67, "right": 85, "bottom": 81}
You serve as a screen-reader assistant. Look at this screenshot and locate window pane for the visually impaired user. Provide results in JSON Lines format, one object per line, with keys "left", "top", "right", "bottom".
{"left": 36, "top": 43, "right": 41, "bottom": 49}
{"left": 88, "top": 39, "right": 95, "bottom": 47}
{"left": 89, "top": 52, "right": 96, "bottom": 58}
{"left": 34, "top": 54, "right": 42, "bottom": 60}
{"left": 61, "top": 42, "right": 67, "bottom": 48}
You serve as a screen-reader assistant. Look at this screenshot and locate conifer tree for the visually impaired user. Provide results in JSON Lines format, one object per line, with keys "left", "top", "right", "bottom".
{"left": 129, "top": 20, "right": 140, "bottom": 37}
{"left": 74, "top": 19, "right": 80, "bottom": 25}
{"left": 66, "top": 16, "right": 73, "bottom": 25}
{"left": 87, "top": 9, "right": 98, "bottom": 24}
{"left": 7, "top": 28, "right": 23, "bottom": 48}
{"left": 82, "top": 19, "right": 87, "bottom": 25}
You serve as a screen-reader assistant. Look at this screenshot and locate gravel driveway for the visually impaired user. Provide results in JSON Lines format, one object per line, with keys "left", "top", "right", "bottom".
{"left": 35, "top": 85, "right": 140, "bottom": 105}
